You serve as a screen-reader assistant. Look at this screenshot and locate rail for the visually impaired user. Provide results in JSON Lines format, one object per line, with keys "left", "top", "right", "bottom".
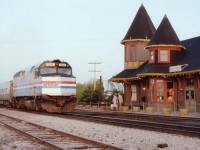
{"left": 0, "top": 113, "right": 123, "bottom": 150}
{"left": 64, "top": 111, "right": 200, "bottom": 138}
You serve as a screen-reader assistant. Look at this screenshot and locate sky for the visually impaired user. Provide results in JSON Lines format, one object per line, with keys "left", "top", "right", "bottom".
{"left": 0, "top": 0, "right": 200, "bottom": 84}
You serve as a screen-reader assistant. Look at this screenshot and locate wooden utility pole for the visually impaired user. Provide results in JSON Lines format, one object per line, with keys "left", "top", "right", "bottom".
{"left": 89, "top": 62, "right": 101, "bottom": 90}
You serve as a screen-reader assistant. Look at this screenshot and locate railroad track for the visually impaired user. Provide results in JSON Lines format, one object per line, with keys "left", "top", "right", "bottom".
{"left": 0, "top": 114, "right": 122, "bottom": 150}
{"left": 72, "top": 109, "right": 200, "bottom": 123}
{"left": 0, "top": 123, "right": 47, "bottom": 149}
{"left": 63, "top": 110, "right": 200, "bottom": 138}
{"left": 2, "top": 108, "right": 200, "bottom": 138}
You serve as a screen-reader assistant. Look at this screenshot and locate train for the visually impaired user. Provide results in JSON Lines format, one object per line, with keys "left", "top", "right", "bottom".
{"left": 0, "top": 59, "right": 76, "bottom": 112}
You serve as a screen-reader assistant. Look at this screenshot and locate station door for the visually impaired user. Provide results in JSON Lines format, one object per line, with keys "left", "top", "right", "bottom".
{"left": 185, "top": 87, "right": 195, "bottom": 112}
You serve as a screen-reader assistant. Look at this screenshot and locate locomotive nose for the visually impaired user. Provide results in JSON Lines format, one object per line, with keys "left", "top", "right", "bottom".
{"left": 41, "top": 77, "right": 76, "bottom": 96}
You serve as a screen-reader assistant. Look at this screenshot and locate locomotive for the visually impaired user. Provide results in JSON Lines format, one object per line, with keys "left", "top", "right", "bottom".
{"left": 0, "top": 59, "right": 76, "bottom": 112}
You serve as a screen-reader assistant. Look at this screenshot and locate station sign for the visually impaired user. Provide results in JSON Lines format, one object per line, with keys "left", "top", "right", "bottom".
{"left": 169, "top": 64, "right": 188, "bottom": 72}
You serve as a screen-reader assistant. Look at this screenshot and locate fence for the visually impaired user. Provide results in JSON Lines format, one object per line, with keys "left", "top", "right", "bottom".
{"left": 76, "top": 102, "right": 111, "bottom": 111}
{"left": 76, "top": 101, "right": 200, "bottom": 117}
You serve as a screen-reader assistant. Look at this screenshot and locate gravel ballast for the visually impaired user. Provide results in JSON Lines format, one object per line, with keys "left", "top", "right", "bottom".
{"left": 0, "top": 108, "right": 200, "bottom": 150}
{"left": 0, "top": 123, "right": 46, "bottom": 149}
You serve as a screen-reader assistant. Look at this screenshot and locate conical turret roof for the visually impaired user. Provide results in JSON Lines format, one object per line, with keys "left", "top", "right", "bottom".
{"left": 121, "top": 4, "right": 156, "bottom": 44}
{"left": 146, "top": 15, "right": 184, "bottom": 48}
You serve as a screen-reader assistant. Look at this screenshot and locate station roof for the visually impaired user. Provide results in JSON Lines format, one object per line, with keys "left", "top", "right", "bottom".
{"left": 175, "top": 36, "right": 200, "bottom": 71}
{"left": 111, "top": 62, "right": 147, "bottom": 81}
{"left": 121, "top": 4, "right": 155, "bottom": 44}
{"left": 146, "top": 15, "right": 184, "bottom": 48}
{"left": 139, "top": 36, "right": 200, "bottom": 76}
{"left": 111, "top": 36, "right": 200, "bottom": 81}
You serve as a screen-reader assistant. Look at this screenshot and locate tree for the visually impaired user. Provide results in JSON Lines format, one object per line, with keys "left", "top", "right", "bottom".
{"left": 81, "top": 86, "right": 93, "bottom": 103}
{"left": 77, "top": 77, "right": 105, "bottom": 104}
{"left": 76, "top": 82, "right": 93, "bottom": 101}
{"left": 76, "top": 83, "right": 85, "bottom": 101}
{"left": 93, "top": 78, "right": 104, "bottom": 103}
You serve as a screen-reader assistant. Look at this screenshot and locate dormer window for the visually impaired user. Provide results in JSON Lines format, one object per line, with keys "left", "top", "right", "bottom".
{"left": 159, "top": 50, "right": 169, "bottom": 63}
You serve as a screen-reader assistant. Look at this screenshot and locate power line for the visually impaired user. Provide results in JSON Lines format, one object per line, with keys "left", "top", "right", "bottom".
{"left": 89, "top": 61, "right": 101, "bottom": 90}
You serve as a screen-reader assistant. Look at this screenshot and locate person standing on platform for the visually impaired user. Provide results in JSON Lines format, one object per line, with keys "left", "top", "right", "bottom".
{"left": 118, "top": 92, "right": 123, "bottom": 111}
{"left": 112, "top": 93, "right": 118, "bottom": 111}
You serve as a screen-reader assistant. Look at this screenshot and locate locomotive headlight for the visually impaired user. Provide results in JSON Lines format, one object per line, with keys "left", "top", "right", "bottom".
{"left": 59, "top": 63, "right": 67, "bottom": 67}
{"left": 46, "top": 63, "right": 55, "bottom": 67}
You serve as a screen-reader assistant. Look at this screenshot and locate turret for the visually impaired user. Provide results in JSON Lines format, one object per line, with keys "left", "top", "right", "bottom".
{"left": 122, "top": 4, "right": 156, "bottom": 69}
{"left": 145, "top": 15, "right": 185, "bottom": 64}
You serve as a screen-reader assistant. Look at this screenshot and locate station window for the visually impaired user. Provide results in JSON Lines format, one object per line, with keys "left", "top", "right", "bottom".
{"left": 149, "top": 79, "right": 154, "bottom": 101}
{"left": 131, "top": 47, "right": 136, "bottom": 61}
{"left": 149, "top": 51, "right": 155, "bottom": 63}
{"left": 186, "top": 90, "right": 194, "bottom": 100}
{"left": 131, "top": 85, "right": 137, "bottom": 101}
{"left": 186, "top": 78, "right": 194, "bottom": 86}
{"left": 125, "top": 46, "right": 129, "bottom": 62}
{"left": 167, "top": 82, "right": 174, "bottom": 102}
{"left": 156, "top": 80, "right": 164, "bottom": 100}
{"left": 159, "top": 50, "right": 169, "bottom": 62}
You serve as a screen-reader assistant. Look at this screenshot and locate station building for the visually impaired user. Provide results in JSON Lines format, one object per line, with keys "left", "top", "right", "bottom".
{"left": 110, "top": 4, "right": 200, "bottom": 113}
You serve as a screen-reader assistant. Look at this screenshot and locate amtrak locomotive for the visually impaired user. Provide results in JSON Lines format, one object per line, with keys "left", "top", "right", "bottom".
{"left": 0, "top": 59, "right": 76, "bottom": 112}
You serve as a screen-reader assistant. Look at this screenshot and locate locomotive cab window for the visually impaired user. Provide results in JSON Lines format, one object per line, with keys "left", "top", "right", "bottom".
{"left": 39, "top": 62, "right": 72, "bottom": 76}
{"left": 40, "top": 68, "right": 57, "bottom": 75}
{"left": 58, "top": 68, "right": 71, "bottom": 75}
